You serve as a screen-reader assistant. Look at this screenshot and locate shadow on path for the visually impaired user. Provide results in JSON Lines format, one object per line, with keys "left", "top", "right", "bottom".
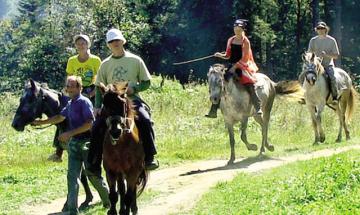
{"left": 180, "top": 155, "right": 281, "bottom": 176}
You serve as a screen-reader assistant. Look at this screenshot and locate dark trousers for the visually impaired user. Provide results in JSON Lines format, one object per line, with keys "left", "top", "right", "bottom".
{"left": 325, "top": 65, "right": 338, "bottom": 99}
{"left": 87, "top": 98, "right": 157, "bottom": 171}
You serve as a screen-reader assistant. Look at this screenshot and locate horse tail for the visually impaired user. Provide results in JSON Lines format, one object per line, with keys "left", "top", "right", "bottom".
{"left": 345, "top": 86, "right": 357, "bottom": 123}
{"left": 136, "top": 168, "right": 148, "bottom": 196}
{"left": 275, "top": 80, "right": 304, "bottom": 102}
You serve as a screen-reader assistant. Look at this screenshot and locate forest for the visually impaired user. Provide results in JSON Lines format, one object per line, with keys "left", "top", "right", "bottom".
{"left": 0, "top": 0, "right": 359, "bottom": 91}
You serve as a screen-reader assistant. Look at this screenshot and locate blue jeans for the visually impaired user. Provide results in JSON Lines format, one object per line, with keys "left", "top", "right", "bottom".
{"left": 67, "top": 138, "right": 109, "bottom": 214}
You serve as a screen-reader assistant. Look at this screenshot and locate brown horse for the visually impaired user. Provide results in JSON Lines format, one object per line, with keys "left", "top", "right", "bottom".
{"left": 99, "top": 82, "right": 148, "bottom": 215}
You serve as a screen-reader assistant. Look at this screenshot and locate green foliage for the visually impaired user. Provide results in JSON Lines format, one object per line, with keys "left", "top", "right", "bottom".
{"left": 192, "top": 151, "right": 360, "bottom": 214}
{"left": 18, "top": 35, "right": 68, "bottom": 89}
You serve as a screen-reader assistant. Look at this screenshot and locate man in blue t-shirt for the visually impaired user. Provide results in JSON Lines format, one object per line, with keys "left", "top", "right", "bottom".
{"left": 32, "top": 76, "right": 109, "bottom": 214}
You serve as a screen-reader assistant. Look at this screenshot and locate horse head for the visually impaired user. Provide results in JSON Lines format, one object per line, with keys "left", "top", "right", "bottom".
{"left": 12, "top": 79, "right": 46, "bottom": 131}
{"left": 302, "top": 52, "right": 324, "bottom": 86}
{"left": 100, "top": 82, "right": 135, "bottom": 145}
{"left": 208, "top": 64, "right": 226, "bottom": 104}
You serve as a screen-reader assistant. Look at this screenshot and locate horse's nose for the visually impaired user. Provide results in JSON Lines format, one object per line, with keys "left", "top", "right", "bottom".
{"left": 12, "top": 120, "right": 24, "bottom": 131}
{"left": 110, "top": 127, "right": 122, "bottom": 140}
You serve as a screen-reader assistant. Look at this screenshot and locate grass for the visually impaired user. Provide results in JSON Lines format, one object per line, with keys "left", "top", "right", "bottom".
{"left": 1, "top": 76, "right": 360, "bottom": 214}
{"left": 191, "top": 150, "right": 360, "bottom": 215}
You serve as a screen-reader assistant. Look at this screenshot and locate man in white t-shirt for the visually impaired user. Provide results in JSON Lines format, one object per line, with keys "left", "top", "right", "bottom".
{"left": 87, "top": 28, "right": 159, "bottom": 173}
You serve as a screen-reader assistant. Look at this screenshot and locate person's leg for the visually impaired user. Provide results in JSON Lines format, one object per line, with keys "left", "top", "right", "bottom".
{"left": 245, "top": 84, "right": 263, "bottom": 115}
{"left": 87, "top": 117, "right": 106, "bottom": 174}
{"left": 67, "top": 139, "right": 82, "bottom": 215}
{"left": 82, "top": 141, "right": 110, "bottom": 208}
{"left": 133, "top": 99, "right": 158, "bottom": 170}
{"left": 325, "top": 66, "right": 338, "bottom": 102}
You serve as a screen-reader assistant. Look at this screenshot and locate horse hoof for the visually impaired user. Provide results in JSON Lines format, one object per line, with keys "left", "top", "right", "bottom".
{"left": 336, "top": 138, "right": 341, "bottom": 143}
{"left": 313, "top": 141, "right": 319, "bottom": 146}
{"left": 346, "top": 136, "right": 351, "bottom": 141}
{"left": 227, "top": 159, "right": 235, "bottom": 165}
{"left": 247, "top": 144, "right": 258, "bottom": 151}
{"left": 265, "top": 144, "right": 274, "bottom": 152}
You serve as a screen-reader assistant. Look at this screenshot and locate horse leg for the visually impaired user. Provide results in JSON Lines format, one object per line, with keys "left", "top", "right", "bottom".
{"left": 128, "top": 175, "right": 139, "bottom": 215}
{"left": 262, "top": 109, "right": 274, "bottom": 152}
{"left": 335, "top": 104, "right": 344, "bottom": 143}
{"left": 226, "top": 123, "right": 236, "bottom": 165}
{"left": 253, "top": 115, "right": 266, "bottom": 154}
{"left": 118, "top": 176, "right": 126, "bottom": 215}
{"left": 308, "top": 106, "right": 320, "bottom": 144}
{"left": 315, "top": 107, "right": 326, "bottom": 143}
{"left": 124, "top": 178, "right": 137, "bottom": 215}
{"left": 240, "top": 117, "right": 257, "bottom": 151}
{"left": 106, "top": 172, "right": 118, "bottom": 215}
{"left": 79, "top": 165, "right": 93, "bottom": 210}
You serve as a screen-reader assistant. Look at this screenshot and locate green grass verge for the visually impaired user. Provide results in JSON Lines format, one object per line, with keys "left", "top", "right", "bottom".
{"left": 191, "top": 150, "right": 360, "bottom": 215}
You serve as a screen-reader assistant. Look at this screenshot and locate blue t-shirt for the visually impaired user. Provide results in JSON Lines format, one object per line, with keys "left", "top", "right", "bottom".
{"left": 60, "top": 94, "right": 94, "bottom": 140}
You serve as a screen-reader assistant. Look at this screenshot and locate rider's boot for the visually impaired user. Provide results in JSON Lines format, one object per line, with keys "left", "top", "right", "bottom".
{"left": 205, "top": 103, "right": 220, "bottom": 118}
{"left": 247, "top": 84, "right": 263, "bottom": 115}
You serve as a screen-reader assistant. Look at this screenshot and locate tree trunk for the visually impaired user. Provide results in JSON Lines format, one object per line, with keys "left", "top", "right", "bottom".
{"left": 311, "top": 0, "right": 320, "bottom": 28}
{"left": 333, "top": 0, "right": 342, "bottom": 66}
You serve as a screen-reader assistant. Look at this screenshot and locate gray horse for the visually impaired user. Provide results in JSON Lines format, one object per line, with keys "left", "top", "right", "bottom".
{"left": 208, "top": 64, "right": 303, "bottom": 164}
{"left": 301, "top": 52, "right": 357, "bottom": 144}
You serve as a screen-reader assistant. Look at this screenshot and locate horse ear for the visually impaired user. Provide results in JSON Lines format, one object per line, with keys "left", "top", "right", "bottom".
{"left": 29, "top": 79, "right": 39, "bottom": 94}
{"left": 310, "top": 53, "right": 315, "bottom": 62}
{"left": 98, "top": 82, "right": 108, "bottom": 95}
{"left": 302, "top": 53, "right": 306, "bottom": 61}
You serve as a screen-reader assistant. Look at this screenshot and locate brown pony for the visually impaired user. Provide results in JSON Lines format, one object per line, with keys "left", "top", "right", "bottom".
{"left": 99, "top": 82, "right": 148, "bottom": 215}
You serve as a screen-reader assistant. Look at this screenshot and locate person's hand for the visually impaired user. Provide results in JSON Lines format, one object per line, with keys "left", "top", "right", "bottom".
{"left": 94, "top": 108, "right": 102, "bottom": 117}
{"left": 126, "top": 86, "right": 135, "bottom": 95}
{"left": 214, "top": 52, "right": 224, "bottom": 58}
{"left": 31, "top": 120, "right": 43, "bottom": 126}
{"left": 58, "top": 131, "right": 71, "bottom": 143}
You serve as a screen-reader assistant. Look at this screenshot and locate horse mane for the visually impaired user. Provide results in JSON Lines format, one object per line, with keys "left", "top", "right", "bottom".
{"left": 208, "top": 63, "right": 226, "bottom": 76}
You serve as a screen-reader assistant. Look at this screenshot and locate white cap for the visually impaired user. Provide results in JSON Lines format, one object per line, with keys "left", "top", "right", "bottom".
{"left": 106, "top": 28, "right": 127, "bottom": 44}
{"left": 73, "top": 34, "right": 91, "bottom": 48}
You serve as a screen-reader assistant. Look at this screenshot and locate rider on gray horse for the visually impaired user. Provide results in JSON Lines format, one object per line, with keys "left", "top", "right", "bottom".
{"left": 206, "top": 19, "right": 262, "bottom": 118}
{"left": 300, "top": 21, "right": 340, "bottom": 104}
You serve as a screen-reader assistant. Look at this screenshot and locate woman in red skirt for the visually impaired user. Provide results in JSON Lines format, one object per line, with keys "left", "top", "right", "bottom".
{"left": 206, "top": 19, "right": 262, "bottom": 118}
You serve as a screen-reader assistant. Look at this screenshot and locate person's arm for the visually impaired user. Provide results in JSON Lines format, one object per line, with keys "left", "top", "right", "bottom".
{"left": 94, "top": 86, "right": 103, "bottom": 108}
{"left": 58, "top": 119, "right": 93, "bottom": 143}
{"left": 127, "top": 80, "right": 150, "bottom": 95}
{"left": 32, "top": 115, "right": 65, "bottom": 126}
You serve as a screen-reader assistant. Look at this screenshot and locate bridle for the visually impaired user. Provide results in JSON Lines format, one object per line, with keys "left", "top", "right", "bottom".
{"left": 105, "top": 100, "right": 135, "bottom": 145}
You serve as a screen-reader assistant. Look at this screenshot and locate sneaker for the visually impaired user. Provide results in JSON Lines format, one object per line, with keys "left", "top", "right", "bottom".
{"left": 145, "top": 159, "right": 159, "bottom": 170}
{"left": 47, "top": 153, "right": 62, "bottom": 162}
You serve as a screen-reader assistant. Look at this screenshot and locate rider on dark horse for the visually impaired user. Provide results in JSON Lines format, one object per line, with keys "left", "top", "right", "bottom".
{"left": 206, "top": 19, "right": 262, "bottom": 118}
{"left": 87, "top": 28, "right": 159, "bottom": 174}
{"left": 300, "top": 21, "right": 340, "bottom": 104}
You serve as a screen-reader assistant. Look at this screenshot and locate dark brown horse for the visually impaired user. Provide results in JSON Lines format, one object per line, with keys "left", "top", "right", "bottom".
{"left": 11, "top": 79, "right": 94, "bottom": 208}
{"left": 100, "top": 82, "right": 148, "bottom": 215}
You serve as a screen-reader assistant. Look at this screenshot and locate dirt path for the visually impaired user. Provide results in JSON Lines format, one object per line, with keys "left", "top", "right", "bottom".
{"left": 24, "top": 145, "right": 360, "bottom": 215}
